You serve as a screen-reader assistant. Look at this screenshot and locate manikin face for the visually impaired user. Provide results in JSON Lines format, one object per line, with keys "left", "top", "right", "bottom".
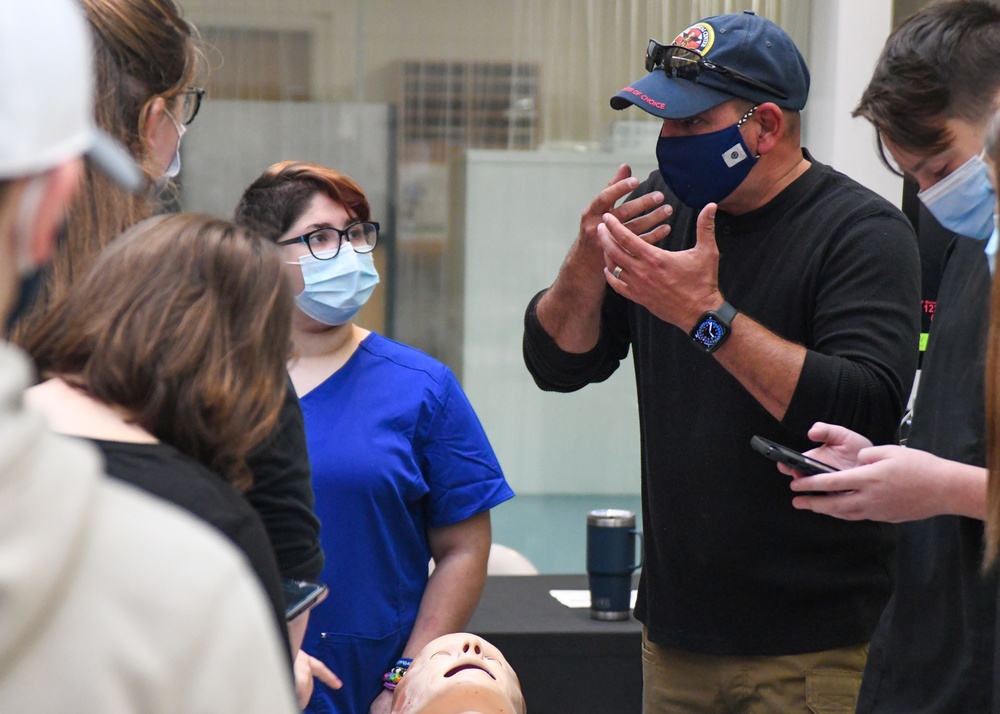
{"left": 390, "top": 633, "right": 525, "bottom": 714}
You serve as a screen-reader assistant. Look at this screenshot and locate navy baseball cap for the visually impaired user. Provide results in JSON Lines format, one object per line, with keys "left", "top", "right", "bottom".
{"left": 610, "top": 11, "right": 810, "bottom": 120}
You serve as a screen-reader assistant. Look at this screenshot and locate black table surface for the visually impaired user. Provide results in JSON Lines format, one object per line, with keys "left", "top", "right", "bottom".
{"left": 468, "top": 574, "right": 642, "bottom": 714}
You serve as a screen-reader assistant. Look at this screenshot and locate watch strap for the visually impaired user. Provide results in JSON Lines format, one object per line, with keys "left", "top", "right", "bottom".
{"left": 713, "top": 300, "right": 738, "bottom": 326}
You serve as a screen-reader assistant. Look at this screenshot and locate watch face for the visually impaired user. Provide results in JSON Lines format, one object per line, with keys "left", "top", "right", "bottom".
{"left": 694, "top": 316, "right": 725, "bottom": 347}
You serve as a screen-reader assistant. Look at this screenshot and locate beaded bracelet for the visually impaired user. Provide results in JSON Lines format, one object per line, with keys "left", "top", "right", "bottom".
{"left": 382, "top": 658, "right": 413, "bottom": 691}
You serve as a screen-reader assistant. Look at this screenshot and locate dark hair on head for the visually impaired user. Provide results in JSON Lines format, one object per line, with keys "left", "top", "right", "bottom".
{"left": 234, "top": 161, "right": 371, "bottom": 240}
{"left": 11, "top": 0, "right": 202, "bottom": 344}
{"left": 854, "top": 0, "right": 1000, "bottom": 169}
{"left": 23, "top": 213, "right": 293, "bottom": 490}
{"left": 982, "top": 106, "right": 1000, "bottom": 569}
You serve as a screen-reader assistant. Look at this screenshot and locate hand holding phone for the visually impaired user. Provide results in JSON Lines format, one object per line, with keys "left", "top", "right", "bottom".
{"left": 750, "top": 435, "right": 838, "bottom": 476}
{"left": 751, "top": 436, "right": 844, "bottom": 497}
{"left": 283, "top": 579, "right": 328, "bottom": 621}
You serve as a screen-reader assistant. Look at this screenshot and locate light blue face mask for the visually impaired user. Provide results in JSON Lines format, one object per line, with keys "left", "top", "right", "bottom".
{"left": 163, "top": 108, "right": 185, "bottom": 178}
{"left": 291, "top": 248, "right": 380, "bottom": 326}
{"left": 917, "top": 152, "right": 996, "bottom": 239}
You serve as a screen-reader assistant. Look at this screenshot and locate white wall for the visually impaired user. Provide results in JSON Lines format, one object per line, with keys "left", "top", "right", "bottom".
{"left": 804, "top": 0, "right": 902, "bottom": 206}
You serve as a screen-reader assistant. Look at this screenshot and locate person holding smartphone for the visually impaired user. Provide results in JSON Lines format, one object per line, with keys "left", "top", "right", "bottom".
{"left": 782, "top": 4, "right": 1000, "bottom": 712}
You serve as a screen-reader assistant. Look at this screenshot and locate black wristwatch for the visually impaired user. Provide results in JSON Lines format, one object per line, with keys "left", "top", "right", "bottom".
{"left": 689, "top": 301, "right": 738, "bottom": 353}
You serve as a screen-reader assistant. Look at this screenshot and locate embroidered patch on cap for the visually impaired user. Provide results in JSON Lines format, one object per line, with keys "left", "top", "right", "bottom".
{"left": 722, "top": 143, "right": 748, "bottom": 168}
{"left": 672, "top": 22, "right": 715, "bottom": 55}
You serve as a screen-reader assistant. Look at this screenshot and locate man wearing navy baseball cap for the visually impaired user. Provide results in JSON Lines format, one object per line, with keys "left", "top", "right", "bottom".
{"left": 523, "top": 11, "right": 921, "bottom": 713}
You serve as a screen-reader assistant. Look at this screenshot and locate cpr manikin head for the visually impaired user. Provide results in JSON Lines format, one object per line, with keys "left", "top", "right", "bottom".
{"left": 390, "top": 633, "right": 525, "bottom": 714}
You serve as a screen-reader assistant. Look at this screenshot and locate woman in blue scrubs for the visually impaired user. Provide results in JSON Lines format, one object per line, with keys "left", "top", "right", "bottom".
{"left": 235, "top": 161, "right": 514, "bottom": 714}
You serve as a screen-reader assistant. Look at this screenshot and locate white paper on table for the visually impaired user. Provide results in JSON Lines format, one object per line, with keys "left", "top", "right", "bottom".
{"left": 549, "top": 589, "right": 637, "bottom": 609}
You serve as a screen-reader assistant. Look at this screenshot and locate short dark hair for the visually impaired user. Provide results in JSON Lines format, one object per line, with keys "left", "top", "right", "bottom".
{"left": 854, "top": 0, "right": 1000, "bottom": 164}
{"left": 234, "top": 160, "right": 371, "bottom": 241}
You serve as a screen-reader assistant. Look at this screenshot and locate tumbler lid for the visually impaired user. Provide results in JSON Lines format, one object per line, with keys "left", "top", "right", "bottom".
{"left": 587, "top": 509, "right": 636, "bottom": 527}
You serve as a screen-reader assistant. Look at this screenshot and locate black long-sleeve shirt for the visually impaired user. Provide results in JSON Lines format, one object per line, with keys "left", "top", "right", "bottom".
{"left": 857, "top": 236, "right": 995, "bottom": 713}
{"left": 524, "top": 153, "right": 921, "bottom": 655}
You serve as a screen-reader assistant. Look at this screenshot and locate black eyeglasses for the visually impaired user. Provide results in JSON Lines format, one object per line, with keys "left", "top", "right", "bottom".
{"left": 178, "top": 87, "right": 205, "bottom": 125}
{"left": 645, "top": 41, "right": 788, "bottom": 101}
{"left": 277, "top": 221, "right": 379, "bottom": 260}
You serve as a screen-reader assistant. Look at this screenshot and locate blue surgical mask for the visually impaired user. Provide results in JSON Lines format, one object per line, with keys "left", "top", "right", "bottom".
{"left": 656, "top": 106, "right": 759, "bottom": 208}
{"left": 917, "top": 152, "right": 995, "bottom": 239}
{"left": 291, "top": 248, "right": 379, "bottom": 326}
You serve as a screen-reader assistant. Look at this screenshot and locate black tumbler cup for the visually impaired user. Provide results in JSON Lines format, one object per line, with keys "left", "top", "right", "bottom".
{"left": 586, "top": 509, "right": 642, "bottom": 621}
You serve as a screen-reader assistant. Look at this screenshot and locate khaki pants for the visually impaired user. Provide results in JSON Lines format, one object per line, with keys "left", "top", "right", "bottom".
{"left": 641, "top": 630, "right": 868, "bottom": 714}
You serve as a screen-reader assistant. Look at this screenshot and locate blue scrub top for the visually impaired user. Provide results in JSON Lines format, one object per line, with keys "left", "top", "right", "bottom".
{"left": 302, "top": 332, "right": 513, "bottom": 714}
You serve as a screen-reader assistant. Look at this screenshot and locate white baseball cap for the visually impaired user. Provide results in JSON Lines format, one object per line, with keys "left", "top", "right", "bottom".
{"left": 0, "top": 0, "right": 143, "bottom": 192}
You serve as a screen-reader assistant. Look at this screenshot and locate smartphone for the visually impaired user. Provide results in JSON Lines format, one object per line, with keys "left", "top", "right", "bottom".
{"left": 750, "top": 435, "right": 838, "bottom": 476}
{"left": 282, "top": 579, "right": 328, "bottom": 621}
